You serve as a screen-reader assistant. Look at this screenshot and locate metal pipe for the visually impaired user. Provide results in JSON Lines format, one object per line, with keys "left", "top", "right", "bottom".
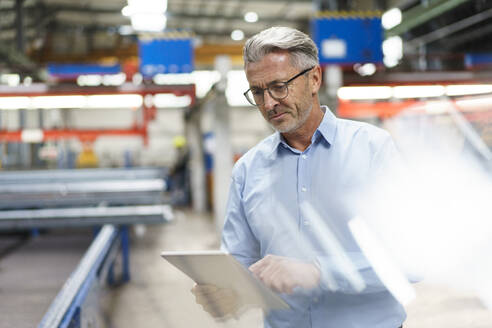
{"left": 0, "top": 205, "right": 174, "bottom": 229}
{"left": 38, "top": 224, "right": 117, "bottom": 328}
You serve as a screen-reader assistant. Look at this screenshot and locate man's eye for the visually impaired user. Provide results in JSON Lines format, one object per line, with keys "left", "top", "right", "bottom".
{"left": 270, "top": 84, "right": 285, "bottom": 93}
{"left": 251, "top": 89, "right": 263, "bottom": 96}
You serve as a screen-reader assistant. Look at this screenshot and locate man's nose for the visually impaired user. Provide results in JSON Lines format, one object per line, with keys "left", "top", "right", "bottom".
{"left": 263, "top": 90, "right": 279, "bottom": 110}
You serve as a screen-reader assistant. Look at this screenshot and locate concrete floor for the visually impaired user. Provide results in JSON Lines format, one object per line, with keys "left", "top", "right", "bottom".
{"left": 0, "top": 229, "right": 93, "bottom": 328}
{"left": 107, "top": 210, "right": 492, "bottom": 328}
{"left": 1, "top": 211, "right": 492, "bottom": 328}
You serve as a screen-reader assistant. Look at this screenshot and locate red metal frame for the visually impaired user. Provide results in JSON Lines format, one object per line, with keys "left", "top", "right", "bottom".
{"left": 0, "top": 84, "right": 195, "bottom": 145}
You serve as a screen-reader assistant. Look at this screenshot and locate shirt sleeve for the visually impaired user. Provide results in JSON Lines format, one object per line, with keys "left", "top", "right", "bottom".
{"left": 221, "top": 175, "right": 261, "bottom": 268}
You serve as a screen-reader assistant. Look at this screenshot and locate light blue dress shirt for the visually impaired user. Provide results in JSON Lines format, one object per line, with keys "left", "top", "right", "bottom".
{"left": 221, "top": 107, "right": 406, "bottom": 328}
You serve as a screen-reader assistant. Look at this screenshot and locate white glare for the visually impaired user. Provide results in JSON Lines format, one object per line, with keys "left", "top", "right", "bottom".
{"left": 86, "top": 94, "right": 142, "bottom": 108}
{"left": 32, "top": 96, "right": 87, "bottom": 109}
{"left": 382, "top": 8, "right": 402, "bottom": 30}
{"left": 383, "top": 36, "right": 403, "bottom": 68}
{"left": 131, "top": 14, "right": 167, "bottom": 32}
{"left": 446, "top": 84, "right": 492, "bottom": 96}
{"left": 337, "top": 86, "right": 392, "bottom": 100}
{"left": 231, "top": 29, "right": 244, "bottom": 41}
{"left": 354, "top": 63, "right": 377, "bottom": 76}
{"left": 153, "top": 93, "right": 192, "bottom": 108}
{"left": 359, "top": 101, "right": 492, "bottom": 308}
{"left": 1, "top": 74, "right": 20, "bottom": 86}
{"left": 349, "top": 217, "right": 416, "bottom": 305}
{"left": 21, "top": 129, "right": 44, "bottom": 143}
{"left": 393, "top": 85, "right": 445, "bottom": 99}
{"left": 0, "top": 96, "right": 31, "bottom": 109}
{"left": 244, "top": 12, "right": 258, "bottom": 23}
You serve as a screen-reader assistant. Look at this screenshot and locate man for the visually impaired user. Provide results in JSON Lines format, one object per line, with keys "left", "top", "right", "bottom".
{"left": 193, "top": 26, "right": 405, "bottom": 328}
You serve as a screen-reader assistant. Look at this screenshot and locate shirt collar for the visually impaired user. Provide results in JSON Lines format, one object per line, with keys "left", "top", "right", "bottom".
{"left": 268, "top": 105, "right": 337, "bottom": 157}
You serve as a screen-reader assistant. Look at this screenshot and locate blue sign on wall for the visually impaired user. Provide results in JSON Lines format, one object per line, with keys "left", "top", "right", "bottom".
{"left": 465, "top": 54, "right": 492, "bottom": 68}
{"left": 311, "top": 15, "right": 383, "bottom": 65}
{"left": 47, "top": 63, "right": 121, "bottom": 78}
{"left": 138, "top": 38, "right": 194, "bottom": 77}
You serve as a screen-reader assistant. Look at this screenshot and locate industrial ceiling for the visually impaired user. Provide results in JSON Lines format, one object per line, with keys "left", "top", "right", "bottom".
{"left": 0, "top": 0, "right": 491, "bottom": 76}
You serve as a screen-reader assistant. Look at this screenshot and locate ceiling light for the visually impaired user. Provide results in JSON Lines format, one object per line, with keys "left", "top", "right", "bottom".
{"left": 393, "top": 85, "right": 445, "bottom": 99}
{"left": 231, "top": 29, "right": 244, "bottom": 41}
{"left": 0, "top": 97, "right": 31, "bottom": 109}
{"left": 153, "top": 94, "right": 192, "bottom": 108}
{"left": 77, "top": 75, "right": 102, "bottom": 87}
{"left": 121, "top": 5, "right": 132, "bottom": 17}
{"left": 32, "top": 96, "right": 87, "bottom": 109}
{"left": 337, "top": 86, "right": 392, "bottom": 100}
{"left": 127, "top": 0, "right": 167, "bottom": 13}
{"left": 0, "top": 74, "right": 20, "bottom": 86}
{"left": 446, "top": 84, "right": 492, "bottom": 97}
{"left": 244, "top": 12, "right": 258, "bottom": 23}
{"left": 87, "top": 95, "right": 143, "bottom": 108}
{"left": 382, "top": 36, "right": 403, "bottom": 68}
{"left": 21, "top": 129, "right": 44, "bottom": 143}
{"left": 382, "top": 8, "right": 402, "bottom": 30}
{"left": 23, "top": 76, "right": 32, "bottom": 86}
{"left": 131, "top": 14, "right": 167, "bottom": 32}
{"left": 123, "top": 0, "right": 168, "bottom": 32}
{"left": 354, "top": 63, "right": 377, "bottom": 76}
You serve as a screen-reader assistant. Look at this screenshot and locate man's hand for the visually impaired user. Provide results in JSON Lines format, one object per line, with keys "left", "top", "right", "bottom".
{"left": 249, "top": 255, "right": 321, "bottom": 294}
{"left": 191, "top": 284, "right": 240, "bottom": 319}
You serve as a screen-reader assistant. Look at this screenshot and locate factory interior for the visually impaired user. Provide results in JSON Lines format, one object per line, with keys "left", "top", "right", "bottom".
{"left": 1, "top": 0, "right": 492, "bottom": 327}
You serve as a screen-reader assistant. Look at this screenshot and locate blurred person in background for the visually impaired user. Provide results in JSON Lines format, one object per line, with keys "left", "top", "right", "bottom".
{"left": 75, "top": 141, "right": 99, "bottom": 168}
{"left": 169, "top": 135, "right": 190, "bottom": 206}
{"left": 192, "top": 27, "right": 404, "bottom": 328}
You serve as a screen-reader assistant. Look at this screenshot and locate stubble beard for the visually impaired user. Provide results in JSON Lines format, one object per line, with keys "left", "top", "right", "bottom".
{"left": 271, "top": 103, "right": 313, "bottom": 134}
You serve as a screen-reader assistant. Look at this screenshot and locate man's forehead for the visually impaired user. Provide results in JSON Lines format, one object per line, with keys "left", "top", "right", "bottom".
{"left": 245, "top": 54, "right": 296, "bottom": 86}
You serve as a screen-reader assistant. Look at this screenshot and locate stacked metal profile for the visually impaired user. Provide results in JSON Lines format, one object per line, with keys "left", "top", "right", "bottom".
{"left": 0, "top": 167, "right": 174, "bottom": 230}
{"left": 0, "top": 167, "right": 174, "bottom": 328}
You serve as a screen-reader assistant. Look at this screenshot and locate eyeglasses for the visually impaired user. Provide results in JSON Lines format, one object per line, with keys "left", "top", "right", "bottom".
{"left": 243, "top": 66, "right": 314, "bottom": 107}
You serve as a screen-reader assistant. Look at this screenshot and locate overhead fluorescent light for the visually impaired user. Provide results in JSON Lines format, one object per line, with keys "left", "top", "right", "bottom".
{"left": 21, "top": 129, "right": 44, "bottom": 143}
{"left": 153, "top": 93, "right": 192, "bottom": 108}
{"left": 32, "top": 96, "right": 87, "bottom": 109}
{"left": 87, "top": 94, "right": 143, "bottom": 108}
{"left": 0, "top": 74, "right": 20, "bottom": 86}
{"left": 393, "top": 85, "right": 445, "bottom": 99}
{"left": 77, "top": 75, "right": 102, "bottom": 87}
{"left": 382, "top": 8, "right": 402, "bottom": 30}
{"left": 337, "top": 86, "right": 392, "bottom": 100}
{"left": 446, "top": 84, "right": 492, "bottom": 97}
{"left": 0, "top": 96, "right": 31, "bottom": 109}
{"left": 102, "top": 73, "right": 127, "bottom": 86}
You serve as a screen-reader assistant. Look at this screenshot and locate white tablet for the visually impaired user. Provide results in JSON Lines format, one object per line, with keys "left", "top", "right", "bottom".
{"left": 160, "top": 250, "right": 289, "bottom": 311}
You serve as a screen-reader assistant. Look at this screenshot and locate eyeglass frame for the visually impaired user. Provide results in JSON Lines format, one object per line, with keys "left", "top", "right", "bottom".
{"left": 243, "top": 66, "right": 315, "bottom": 107}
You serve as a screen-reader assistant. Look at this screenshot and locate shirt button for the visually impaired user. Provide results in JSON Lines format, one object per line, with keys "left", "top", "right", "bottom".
{"left": 301, "top": 187, "right": 307, "bottom": 192}
{"left": 303, "top": 220, "right": 310, "bottom": 226}
{"left": 301, "top": 154, "right": 307, "bottom": 159}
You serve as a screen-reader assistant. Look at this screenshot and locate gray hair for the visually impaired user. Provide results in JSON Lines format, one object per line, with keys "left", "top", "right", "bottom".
{"left": 243, "top": 26, "right": 319, "bottom": 70}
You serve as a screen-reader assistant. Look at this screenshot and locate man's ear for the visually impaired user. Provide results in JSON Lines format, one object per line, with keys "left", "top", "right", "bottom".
{"left": 310, "top": 65, "right": 322, "bottom": 95}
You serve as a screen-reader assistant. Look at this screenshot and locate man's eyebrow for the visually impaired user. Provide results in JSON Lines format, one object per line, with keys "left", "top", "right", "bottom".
{"left": 250, "top": 79, "right": 285, "bottom": 89}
